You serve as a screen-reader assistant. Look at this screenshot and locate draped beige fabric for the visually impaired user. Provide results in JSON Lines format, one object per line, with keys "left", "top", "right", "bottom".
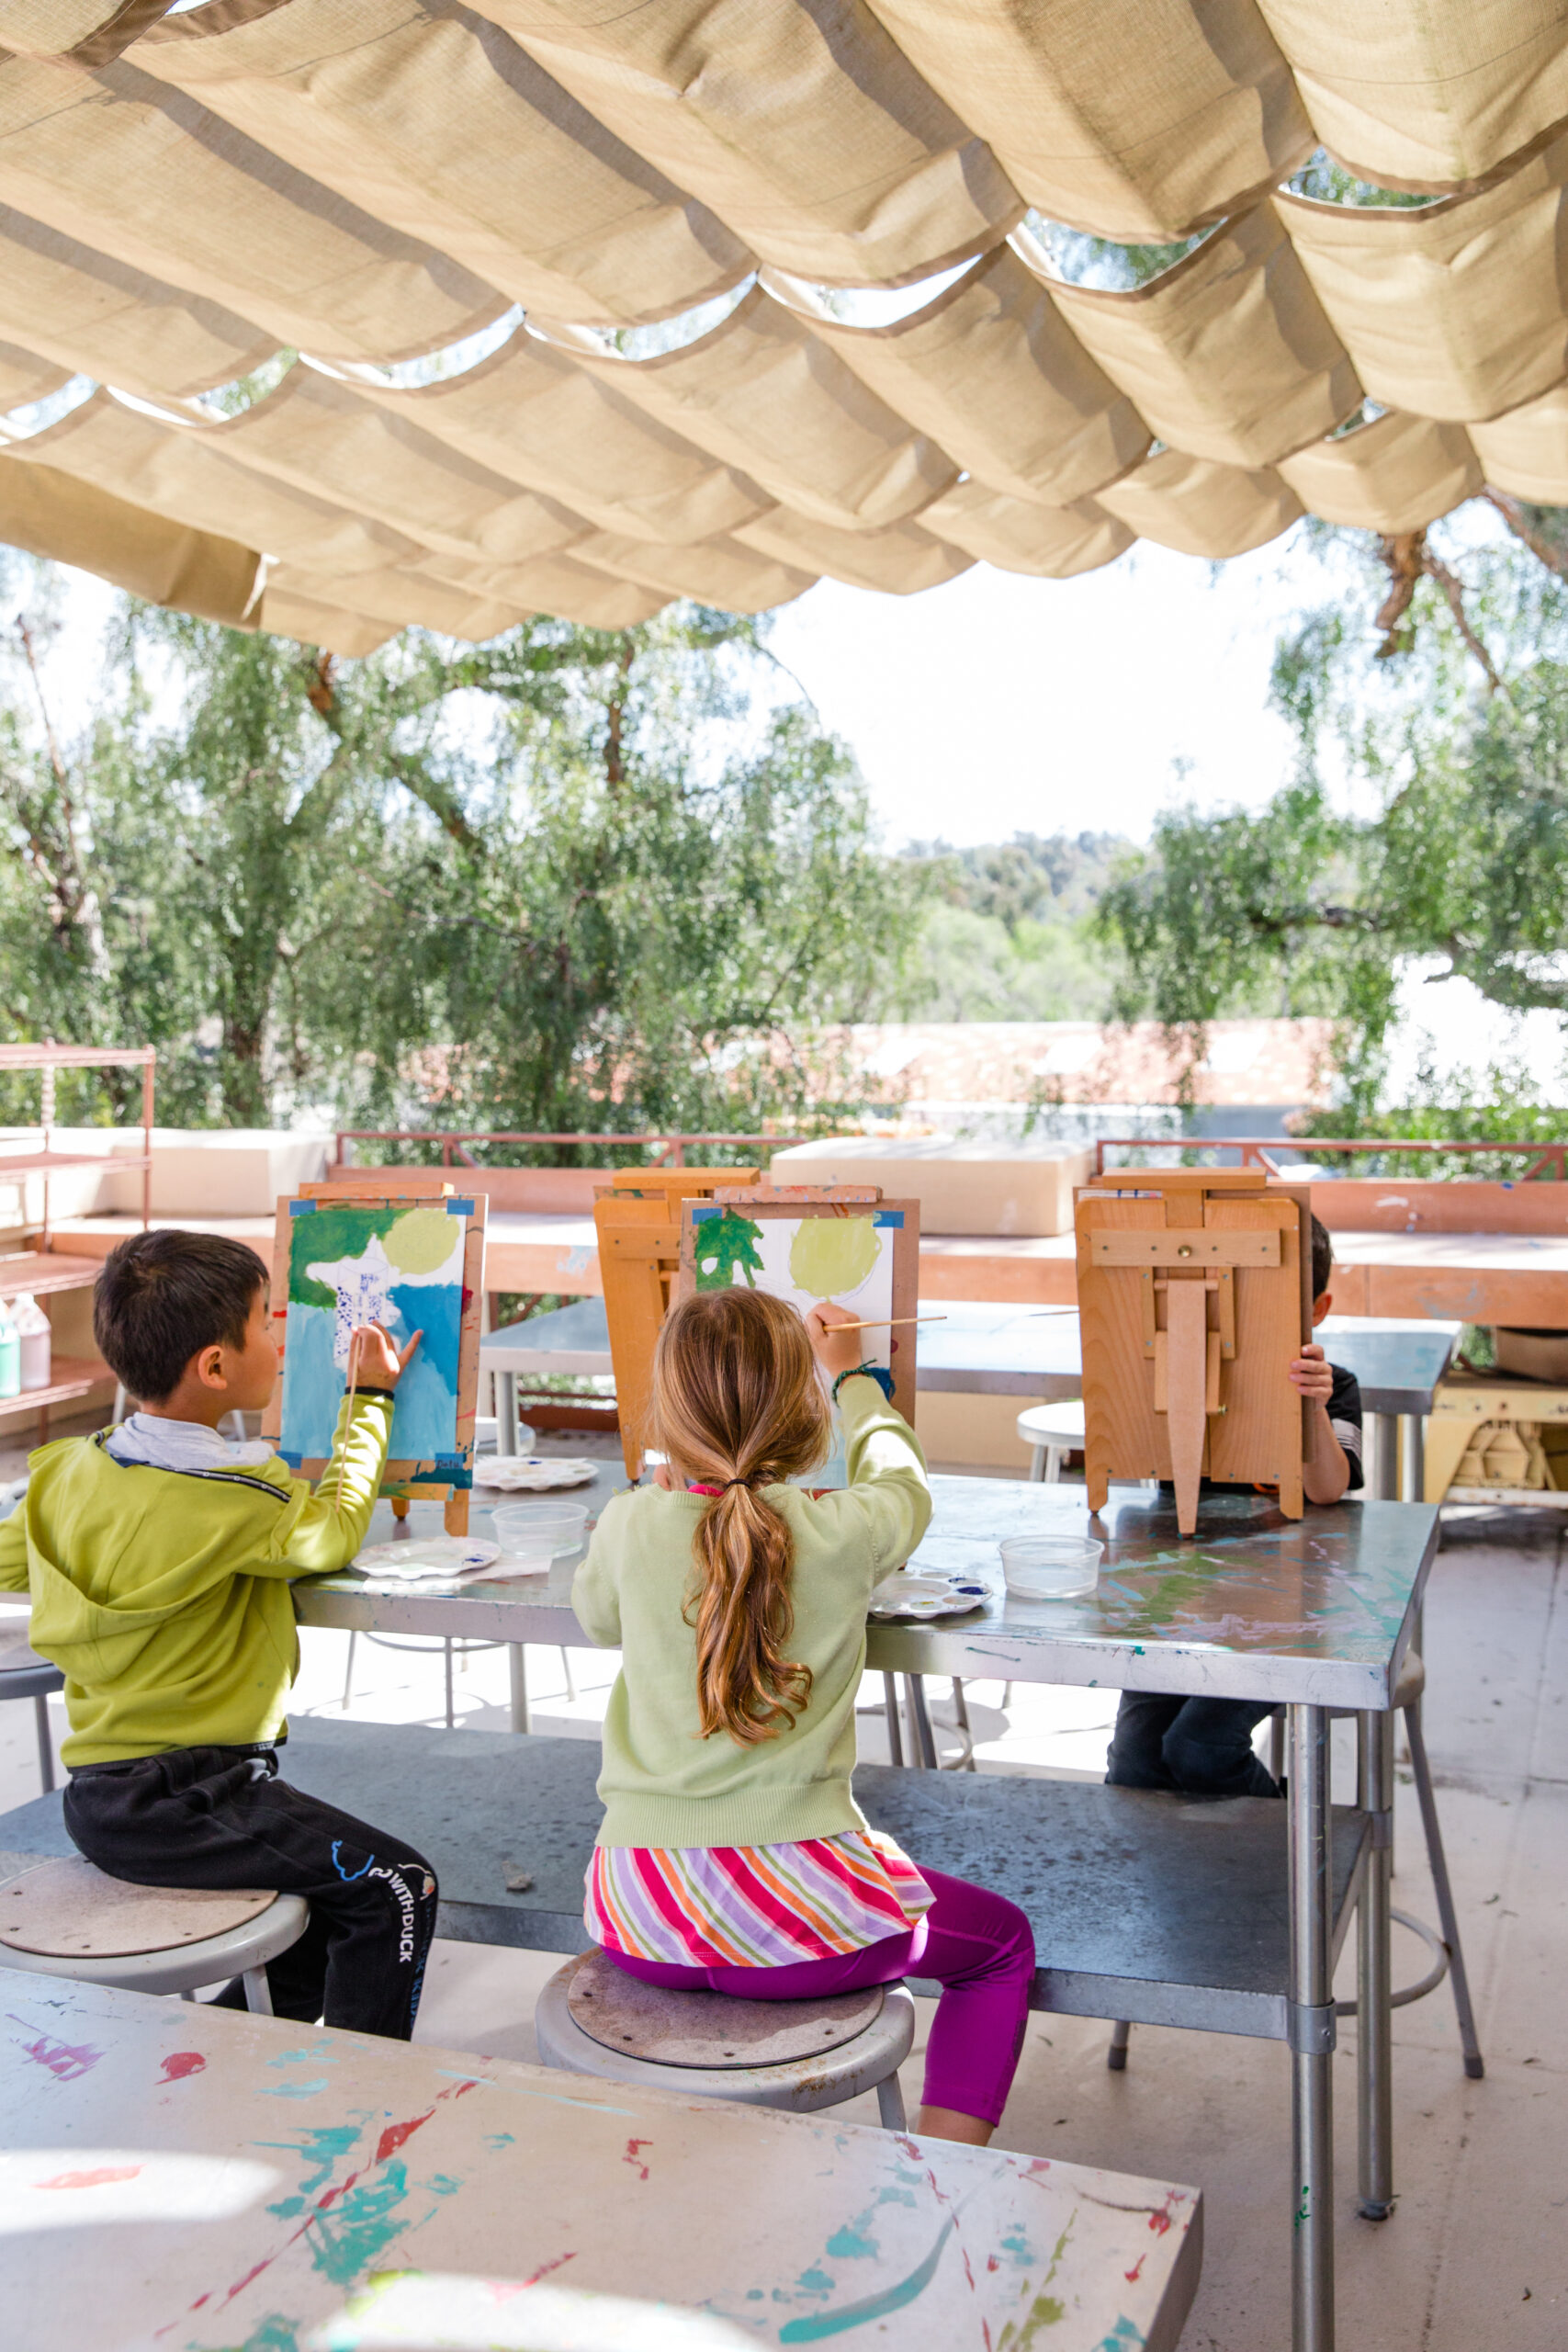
{"left": 863, "top": 0, "right": 1313, "bottom": 243}
{"left": 0, "top": 1, "right": 1562, "bottom": 641}
{"left": 135, "top": 3, "right": 751, "bottom": 327}
{"left": 1279, "top": 146, "right": 1568, "bottom": 423}
{"left": 919, "top": 480, "right": 1134, "bottom": 577}
{"left": 1097, "top": 448, "right": 1303, "bottom": 558}
{"left": 1469, "top": 387, "right": 1568, "bottom": 504}
{"left": 1277, "top": 413, "right": 1482, "bottom": 535}
{"left": 803, "top": 247, "right": 1150, "bottom": 505}
{"left": 0, "top": 447, "right": 262, "bottom": 623}
{"left": 1044, "top": 208, "right": 1359, "bottom": 469}
{"left": 471, "top": 0, "right": 1020, "bottom": 286}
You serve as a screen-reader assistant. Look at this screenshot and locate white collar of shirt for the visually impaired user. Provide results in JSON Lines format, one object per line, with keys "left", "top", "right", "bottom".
{"left": 106, "top": 1413, "right": 276, "bottom": 1471}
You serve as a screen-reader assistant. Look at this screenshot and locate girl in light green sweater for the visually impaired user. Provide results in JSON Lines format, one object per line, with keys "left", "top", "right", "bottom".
{"left": 573, "top": 1286, "right": 1035, "bottom": 2144}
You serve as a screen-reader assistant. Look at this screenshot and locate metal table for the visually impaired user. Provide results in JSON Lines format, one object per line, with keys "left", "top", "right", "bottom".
{"left": 0, "top": 1966, "right": 1201, "bottom": 2352}
{"left": 296, "top": 1475, "right": 1435, "bottom": 2352}
{"left": 1316, "top": 1316, "right": 1462, "bottom": 1500}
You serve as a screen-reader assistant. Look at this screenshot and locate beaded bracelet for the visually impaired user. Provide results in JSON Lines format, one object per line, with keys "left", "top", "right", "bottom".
{"left": 831, "top": 1363, "right": 894, "bottom": 1403}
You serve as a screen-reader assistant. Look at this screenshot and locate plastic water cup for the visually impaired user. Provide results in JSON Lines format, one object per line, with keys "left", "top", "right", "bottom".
{"left": 491, "top": 1502, "right": 589, "bottom": 1569}
{"left": 1000, "top": 1534, "right": 1104, "bottom": 1600}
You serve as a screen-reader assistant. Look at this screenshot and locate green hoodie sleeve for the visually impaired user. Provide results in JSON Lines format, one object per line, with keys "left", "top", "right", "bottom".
{"left": 831, "top": 1374, "right": 932, "bottom": 1575}
{"left": 272, "top": 1388, "right": 396, "bottom": 1577}
{"left": 0, "top": 1511, "right": 27, "bottom": 1592}
{"left": 572, "top": 1490, "right": 626, "bottom": 1646}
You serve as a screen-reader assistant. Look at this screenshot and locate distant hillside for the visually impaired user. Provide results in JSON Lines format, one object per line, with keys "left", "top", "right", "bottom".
{"left": 900, "top": 832, "right": 1132, "bottom": 1022}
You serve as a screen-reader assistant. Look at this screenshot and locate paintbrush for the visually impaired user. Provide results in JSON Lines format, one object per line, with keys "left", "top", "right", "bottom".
{"left": 824, "top": 1314, "right": 948, "bottom": 1332}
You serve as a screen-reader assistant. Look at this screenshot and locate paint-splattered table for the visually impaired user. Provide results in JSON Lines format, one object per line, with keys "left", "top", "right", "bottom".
{"left": 1, "top": 1965, "right": 1201, "bottom": 2352}
{"left": 296, "top": 1476, "right": 1436, "bottom": 2352}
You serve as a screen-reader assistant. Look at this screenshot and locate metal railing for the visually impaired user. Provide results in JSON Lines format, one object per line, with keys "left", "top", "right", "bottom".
{"left": 335, "top": 1126, "right": 818, "bottom": 1170}
{"left": 1094, "top": 1136, "right": 1568, "bottom": 1181}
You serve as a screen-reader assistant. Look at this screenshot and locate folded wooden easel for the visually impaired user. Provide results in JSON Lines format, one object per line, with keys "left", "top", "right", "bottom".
{"left": 1076, "top": 1169, "right": 1314, "bottom": 1534}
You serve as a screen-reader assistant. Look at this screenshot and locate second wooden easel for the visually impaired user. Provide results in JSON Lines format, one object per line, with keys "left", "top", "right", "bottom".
{"left": 1076, "top": 1168, "right": 1314, "bottom": 1534}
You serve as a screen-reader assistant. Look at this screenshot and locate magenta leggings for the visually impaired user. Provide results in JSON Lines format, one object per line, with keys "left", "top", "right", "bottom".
{"left": 603, "top": 1865, "right": 1035, "bottom": 2128}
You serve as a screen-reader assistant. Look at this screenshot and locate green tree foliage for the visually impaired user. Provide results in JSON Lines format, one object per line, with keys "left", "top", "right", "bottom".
{"left": 0, "top": 569, "right": 924, "bottom": 1142}
{"left": 1098, "top": 521, "right": 1568, "bottom": 1118}
{"left": 902, "top": 832, "right": 1127, "bottom": 1021}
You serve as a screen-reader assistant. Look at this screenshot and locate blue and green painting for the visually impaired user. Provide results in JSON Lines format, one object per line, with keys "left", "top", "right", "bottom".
{"left": 277, "top": 1198, "right": 471, "bottom": 1476}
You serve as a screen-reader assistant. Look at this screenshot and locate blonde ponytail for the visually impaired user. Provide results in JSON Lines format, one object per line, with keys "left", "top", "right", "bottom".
{"left": 650, "top": 1288, "right": 831, "bottom": 1747}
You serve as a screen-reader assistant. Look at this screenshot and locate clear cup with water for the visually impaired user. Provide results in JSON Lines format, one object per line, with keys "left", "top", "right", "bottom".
{"left": 1000, "top": 1534, "right": 1104, "bottom": 1600}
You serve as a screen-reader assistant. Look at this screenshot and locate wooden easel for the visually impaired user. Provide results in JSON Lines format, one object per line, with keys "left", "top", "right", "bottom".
{"left": 263, "top": 1173, "right": 486, "bottom": 1534}
{"left": 595, "top": 1169, "right": 761, "bottom": 1479}
{"left": 1076, "top": 1169, "right": 1313, "bottom": 1534}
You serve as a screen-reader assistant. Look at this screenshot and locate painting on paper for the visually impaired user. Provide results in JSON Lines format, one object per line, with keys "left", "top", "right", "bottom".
{"left": 277, "top": 1196, "right": 474, "bottom": 1476}
{"left": 690, "top": 1205, "right": 901, "bottom": 1379}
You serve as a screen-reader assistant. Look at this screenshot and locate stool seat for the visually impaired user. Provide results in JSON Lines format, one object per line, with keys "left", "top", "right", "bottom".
{"left": 0, "top": 1857, "right": 308, "bottom": 2005}
{"left": 1016, "top": 1401, "right": 1085, "bottom": 1446}
{"left": 536, "top": 1950, "right": 914, "bottom": 2127}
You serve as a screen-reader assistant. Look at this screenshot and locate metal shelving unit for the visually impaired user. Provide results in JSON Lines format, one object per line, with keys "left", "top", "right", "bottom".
{"left": 0, "top": 1042, "right": 154, "bottom": 1436}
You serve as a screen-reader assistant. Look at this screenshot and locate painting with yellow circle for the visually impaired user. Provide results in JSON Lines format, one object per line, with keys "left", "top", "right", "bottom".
{"left": 279, "top": 1197, "right": 470, "bottom": 1468}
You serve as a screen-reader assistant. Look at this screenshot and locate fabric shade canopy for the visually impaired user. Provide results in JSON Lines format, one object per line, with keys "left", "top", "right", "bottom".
{"left": 0, "top": 0, "right": 1565, "bottom": 650}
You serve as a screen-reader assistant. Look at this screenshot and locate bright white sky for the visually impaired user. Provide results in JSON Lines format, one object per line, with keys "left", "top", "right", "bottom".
{"left": 769, "top": 525, "right": 1315, "bottom": 851}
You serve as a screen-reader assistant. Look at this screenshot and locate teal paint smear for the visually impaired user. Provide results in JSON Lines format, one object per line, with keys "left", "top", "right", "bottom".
{"left": 825, "top": 2227, "right": 877, "bottom": 2260}
{"left": 795, "top": 2267, "right": 835, "bottom": 2296}
{"left": 1000, "top": 2229, "right": 1036, "bottom": 2267}
{"left": 778, "top": 2221, "right": 953, "bottom": 2342}
{"left": 257, "top": 2122, "right": 362, "bottom": 2212}
{"left": 259, "top": 2079, "right": 332, "bottom": 2099}
{"left": 305, "top": 2157, "right": 412, "bottom": 2286}
{"left": 1094, "top": 2323, "right": 1145, "bottom": 2350}
{"left": 482, "top": 2132, "right": 515, "bottom": 2152}
{"left": 231, "top": 2317, "right": 302, "bottom": 2352}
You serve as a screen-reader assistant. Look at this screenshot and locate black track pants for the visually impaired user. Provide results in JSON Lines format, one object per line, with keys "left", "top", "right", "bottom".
{"left": 64, "top": 1744, "right": 438, "bottom": 2039}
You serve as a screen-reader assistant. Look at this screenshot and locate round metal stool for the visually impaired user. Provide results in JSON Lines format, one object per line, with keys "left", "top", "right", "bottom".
{"left": 536, "top": 1948, "right": 914, "bottom": 2129}
{"left": 0, "top": 1856, "right": 310, "bottom": 2012}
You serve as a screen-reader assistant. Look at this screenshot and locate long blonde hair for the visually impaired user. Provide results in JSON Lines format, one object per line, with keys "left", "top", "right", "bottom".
{"left": 650, "top": 1287, "right": 831, "bottom": 1747}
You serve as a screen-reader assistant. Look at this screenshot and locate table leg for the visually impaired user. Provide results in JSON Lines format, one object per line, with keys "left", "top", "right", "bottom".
{"left": 497, "top": 1374, "right": 517, "bottom": 1457}
{"left": 903, "top": 1675, "right": 940, "bottom": 1770}
{"left": 882, "top": 1673, "right": 905, "bottom": 1769}
{"left": 509, "top": 1645, "right": 530, "bottom": 1735}
{"left": 1401, "top": 1415, "right": 1427, "bottom": 1649}
{"left": 1356, "top": 1710, "right": 1395, "bottom": 2220}
{"left": 1289, "top": 1702, "right": 1336, "bottom": 2352}
{"left": 1367, "top": 1413, "right": 1398, "bottom": 1500}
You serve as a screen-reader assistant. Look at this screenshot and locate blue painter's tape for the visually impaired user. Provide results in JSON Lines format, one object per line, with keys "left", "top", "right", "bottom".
{"left": 289, "top": 1200, "right": 318, "bottom": 1218}
{"left": 691, "top": 1204, "right": 720, "bottom": 1224}
{"left": 277, "top": 1450, "right": 303, "bottom": 1468}
{"left": 873, "top": 1211, "right": 905, "bottom": 1227}
{"left": 445, "top": 1198, "right": 475, "bottom": 1217}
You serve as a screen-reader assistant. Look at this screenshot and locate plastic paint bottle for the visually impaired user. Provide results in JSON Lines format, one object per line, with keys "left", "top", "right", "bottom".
{"left": 12, "top": 1294, "right": 51, "bottom": 1392}
{"left": 0, "top": 1304, "right": 19, "bottom": 1400}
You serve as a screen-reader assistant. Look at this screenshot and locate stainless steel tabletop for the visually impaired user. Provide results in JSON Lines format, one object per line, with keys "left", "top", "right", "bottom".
{"left": 1314, "top": 1317, "right": 1463, "bottom": 1415}
{"left": 480, "top": 1295, "right": 611, "bottom": 1377}
{"left": 295, "top": 1475, "right": 1437, "bottom": 1713}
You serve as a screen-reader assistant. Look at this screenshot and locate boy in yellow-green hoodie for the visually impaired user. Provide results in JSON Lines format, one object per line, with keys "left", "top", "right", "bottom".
{"left": 0, "top": 1229, "right": 436, "bottom": 2039}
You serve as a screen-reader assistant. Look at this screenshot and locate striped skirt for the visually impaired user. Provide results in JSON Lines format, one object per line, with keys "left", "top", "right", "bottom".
{"left": 585, "top": 1830, "right": 933, "bottom": 1968}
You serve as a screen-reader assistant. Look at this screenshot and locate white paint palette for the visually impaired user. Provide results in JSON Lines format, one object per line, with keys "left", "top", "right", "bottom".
{"left": 472, "top": 1456, "right": 599, "bottom": 1491}
{"left": 868, "top": 1569, "right": 989, "bottom": 1620}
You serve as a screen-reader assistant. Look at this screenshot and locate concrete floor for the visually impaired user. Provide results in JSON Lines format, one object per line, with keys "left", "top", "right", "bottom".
{"left": 1, "top": 1420, "right": 1563, "bottom": 2346}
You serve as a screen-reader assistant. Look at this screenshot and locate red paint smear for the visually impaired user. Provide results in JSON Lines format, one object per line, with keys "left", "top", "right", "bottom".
{"left": 36, "top": 2166, "right": 140, "bottom": 2189}
{"left": 961, "top": 2246, "right": 976, "bottom": 2290}
{"left": 895, "top": 2136, "right": 921, "bottom": 2161}
{"left": 623, "top": 2137, "right": 652, "bottom": 2182}
{"left": 987, "top": 2256, "right": 1000, "bottom": 2274}
{"left": 982, "top": 2324, "right": 993, "bottom": 2352}
{"left": 1125, "top": 2254, "right": 1146, "bottom": 2283}
{"left": 376, "top": 2106, "right": 436, "bottom": 2165}
{"left": 8, "top": 2018, "right": 103, "bottom": 2081}
{"left": 160, "top": 2052, "right": 206, "bottom": 2083}
{"left": 492, "top": 2251, "right": 579, "bottom": 2301}
{"left": 1148, "top": 2189, "right": 1181, "bottom": 2237}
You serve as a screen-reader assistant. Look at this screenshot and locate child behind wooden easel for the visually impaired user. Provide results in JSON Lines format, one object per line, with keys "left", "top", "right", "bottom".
{"left": 1106, "top": 1216, "right": 1366, "bottom": 1797}
{"left": 0, "top": 1229, "right": 438, "bottom": 2039}
{"left": 572, "top": 1285, "right": 1037, "bottom": 2145}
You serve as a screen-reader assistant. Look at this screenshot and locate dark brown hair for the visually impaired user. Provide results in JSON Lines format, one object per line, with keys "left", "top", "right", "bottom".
{"left": 94, "top": 1229, "right": 266, "bottom": 1405}
{"left": 650, "top": 1287, "right": 832, "bottom": 1747}
{"left": 1310, "top": 1212, "right": 1334, "bottom": 1302}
